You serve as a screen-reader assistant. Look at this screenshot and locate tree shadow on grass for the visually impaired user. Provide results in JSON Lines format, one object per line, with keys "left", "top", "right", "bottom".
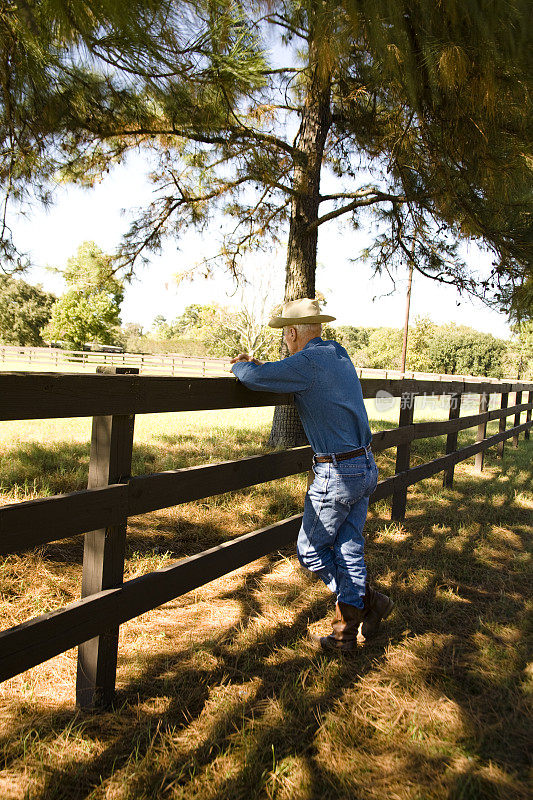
{"left": 22, "top": 478, "right": 303, "bottom": 573}
{"left": 9, "top": 544, "right": 531, "bottom": 800}
{"left": 1, "top": 434, "right": 531, "bottom": 798}
{"left": 3, "top": 477, "right": 531, "bottom": 800}
{"left": 8, "top": 591, "right": 401, "bottom": 800}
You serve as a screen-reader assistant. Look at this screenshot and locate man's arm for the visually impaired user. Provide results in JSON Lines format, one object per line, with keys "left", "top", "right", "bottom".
{"left": 231, "top": 353, "right": 312, "bottom": 394}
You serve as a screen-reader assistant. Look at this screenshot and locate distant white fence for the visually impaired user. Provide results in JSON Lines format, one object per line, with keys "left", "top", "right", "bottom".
{"left": 0, "top": 343, "right": 515, "bottom": 383}
{"left": 0, "top": 345, "right": 229, "bottom": 377}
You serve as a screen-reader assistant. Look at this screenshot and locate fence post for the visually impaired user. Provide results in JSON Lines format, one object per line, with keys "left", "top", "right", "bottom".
{"left": 76, "top": 366, "right": 138, "bottom": 710}
{"left": 497, "top": 390, "right": 509, "bottom": 458}
{"left": 475, "top": 391, "right": 490, "bottom": 473}
{"left": 443, "top": 392, "right": 462, "bottom": 487}
{"left": 391, "top": 390, "right": 415, "bottom": 521}
{"left": 512, "top": 390, "right": 522, "bottom": 447}
{"left": 526, "top": 390, "right": 533, "bottom": 440}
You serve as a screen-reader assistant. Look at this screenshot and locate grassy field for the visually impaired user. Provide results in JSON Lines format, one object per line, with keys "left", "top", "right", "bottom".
{"left": 0, "top": 400, "right": 531, "bottom": 800}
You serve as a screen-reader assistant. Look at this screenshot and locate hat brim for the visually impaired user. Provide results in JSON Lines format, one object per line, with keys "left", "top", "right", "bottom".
{"left": 268, "top": 314, "right": 336, "bottom": 328}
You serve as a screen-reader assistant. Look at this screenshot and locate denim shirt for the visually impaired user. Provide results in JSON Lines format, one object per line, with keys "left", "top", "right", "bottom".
{"left": 231, "top": 337, "right": 372, "bottom": 454}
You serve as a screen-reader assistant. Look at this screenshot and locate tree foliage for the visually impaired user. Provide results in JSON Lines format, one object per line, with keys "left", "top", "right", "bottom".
{"left": 0, "top": 275, "right": 55, "bottom": 345}
{"left": 0, "top": 0, "right": 266, "bottom": 269}
{"left": 404, "top": 316, "right": 437, "bottom": 372}
{"left": 345, "top": 0, "right": 532, "bottom": 310}
{"left": 61, "top": 241, "right": 123, "bottom": 301}
{"left": 156, "top": 303, "right": 278, "bottom": 359}
{"left": 338, "top": 316, "right": 507, "bottom": 377}
{"left": 35, "top": 0, "right": 531, "bottom": 319}
{"left": 0, "top": 0, "right": 172, "bottom": 268}
{"left": 427, "top": 325, "right": 506, "bottom": 378}
{"left": 43, "top": 291, "right": 122, "bottom": 349}
{"left": 335, "top": 326, "right": 372, "bottom": 352}
{"left": 503, "top": 320, "right": 533, "bottom": 380}
{"left": 43, "top": 241, "right": 123, "bottom": 348}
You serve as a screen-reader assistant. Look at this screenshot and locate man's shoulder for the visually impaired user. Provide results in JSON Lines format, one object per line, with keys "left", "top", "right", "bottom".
{"left": 325, "top": 338, "right": 347, "bottom": 351}
{"left": 308, "top": 338, "right": 350, "bottom": 358}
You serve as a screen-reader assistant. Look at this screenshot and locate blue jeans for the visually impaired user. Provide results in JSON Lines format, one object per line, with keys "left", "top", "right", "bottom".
{"left": 297, "top": 448, "right": 378, "bottom": 608}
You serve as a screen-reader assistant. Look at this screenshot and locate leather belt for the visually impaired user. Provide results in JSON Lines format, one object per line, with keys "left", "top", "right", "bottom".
{"left": 314, "top": 446, "right": 368, "bottom": 463}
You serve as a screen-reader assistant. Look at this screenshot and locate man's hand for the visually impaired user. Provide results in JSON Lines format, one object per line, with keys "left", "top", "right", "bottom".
{"left": 231, "top": 353, "right": 252, "bottom": 363}
{"left": 230, "top": 353, "right": 264, "bottom": 365}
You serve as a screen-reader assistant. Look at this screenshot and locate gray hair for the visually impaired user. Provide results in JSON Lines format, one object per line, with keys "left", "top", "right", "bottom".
{"left": 294, "top": 323, "right": 322, "bottom": 336}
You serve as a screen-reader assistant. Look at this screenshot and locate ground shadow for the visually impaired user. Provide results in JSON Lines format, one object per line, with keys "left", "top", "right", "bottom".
{"left": 1, "top": 431, "right": 531, "bottom": 799}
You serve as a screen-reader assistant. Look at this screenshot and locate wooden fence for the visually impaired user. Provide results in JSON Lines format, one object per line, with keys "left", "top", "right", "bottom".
{"left": 0, "top": 370, "right": 531, "bottom": 710}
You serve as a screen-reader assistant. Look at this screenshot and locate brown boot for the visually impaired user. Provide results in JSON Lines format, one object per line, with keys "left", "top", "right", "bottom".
{"left": 312, "top": 600, "right": 364, "bottom": 653}
{"left": 361, "top": 583, "right": 394, "bottom": 639}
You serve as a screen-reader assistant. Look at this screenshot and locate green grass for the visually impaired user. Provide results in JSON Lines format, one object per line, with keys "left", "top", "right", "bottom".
{"left": 0, "top": 402, "right": 531, "bottom": 800}
{"left": 0, "top": 408, "right": 277, "bottom": 500}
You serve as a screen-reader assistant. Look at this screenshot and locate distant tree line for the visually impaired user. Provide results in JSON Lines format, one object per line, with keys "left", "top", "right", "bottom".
{"left": 123, "top": 305, "right": 533, "bottom": 380}
{"left": 2, "top": 276, "right": 532, "bottom": 379}
{"left": 334, "top": 318, "right": 511, "bottom": 377}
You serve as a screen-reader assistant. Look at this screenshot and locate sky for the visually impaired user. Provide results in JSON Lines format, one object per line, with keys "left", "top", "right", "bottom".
{"left": 12, "top": 151, "right": 512, "bottom": 340}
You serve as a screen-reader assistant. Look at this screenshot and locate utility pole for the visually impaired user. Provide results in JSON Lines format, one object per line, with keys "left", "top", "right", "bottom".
{"left": 400, "top": 253, "right": 414, "bottom": 375}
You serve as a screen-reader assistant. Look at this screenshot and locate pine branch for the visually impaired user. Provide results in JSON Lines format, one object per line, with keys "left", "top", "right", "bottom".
{"left": 258, "top": 67, "right": 303, "bottom": 75}
{"left": 308, "top": 192, "right": 407, "bottom": 231}
{"left": 266, "top": 15, "right": 308, "bottom": 41}
{"left": 103, "top": 124, "right": 296, "bottom": 156}
{"left": 319, "top": 188, "right": 392, "bottom": 202}
{"left": 221, "top": 198, "right": 292, "bottom": 270}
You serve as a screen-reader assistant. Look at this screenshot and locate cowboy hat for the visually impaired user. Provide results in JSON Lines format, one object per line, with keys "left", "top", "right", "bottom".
{"left": 268, "top": 298, "right": 336, "bottom": 328}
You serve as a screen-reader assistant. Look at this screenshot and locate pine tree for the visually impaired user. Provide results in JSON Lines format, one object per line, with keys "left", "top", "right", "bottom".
{"left": 3, "top": 1, "right": 531, "bottom": 443}
{"left": 0, "top": 0, "right": 265, "bottom": 267}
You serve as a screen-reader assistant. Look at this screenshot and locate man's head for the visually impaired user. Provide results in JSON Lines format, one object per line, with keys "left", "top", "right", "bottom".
{"left": 268, "top": 298, "right": 335, "bottom": 335}
{"left": 283, "top": 323, "right": 322, "bottom": 354}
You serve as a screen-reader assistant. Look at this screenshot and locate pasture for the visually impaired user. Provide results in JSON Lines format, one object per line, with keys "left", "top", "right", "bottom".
{"left": 0, "top": 401, "right": 531, "bottom": 800}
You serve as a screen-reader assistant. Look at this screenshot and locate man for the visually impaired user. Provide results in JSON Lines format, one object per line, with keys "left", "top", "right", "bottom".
{"left": 230, "top": 298, "right": 393, "bottom": 653}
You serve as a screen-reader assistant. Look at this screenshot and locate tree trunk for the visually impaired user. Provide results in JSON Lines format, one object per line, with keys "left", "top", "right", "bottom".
{"left": 268, "top": 46, "right": 332, "bottom": 448}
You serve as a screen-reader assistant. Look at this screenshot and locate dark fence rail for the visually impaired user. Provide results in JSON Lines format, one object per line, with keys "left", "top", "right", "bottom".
{"left": 0, "top": 370, "right": 532, "bottom": 709}
{"left": 2, "top": 372, "right": 531, "bottom": 421}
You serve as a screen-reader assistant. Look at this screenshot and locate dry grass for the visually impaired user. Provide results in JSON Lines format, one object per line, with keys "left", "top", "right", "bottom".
{"left": 0, "top": 402, "right": 531, "bottom": 800}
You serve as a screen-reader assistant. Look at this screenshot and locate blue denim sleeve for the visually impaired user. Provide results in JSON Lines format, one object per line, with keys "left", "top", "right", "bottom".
{"left": 231, "top": 354, "right": 312, "bottom": 393}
